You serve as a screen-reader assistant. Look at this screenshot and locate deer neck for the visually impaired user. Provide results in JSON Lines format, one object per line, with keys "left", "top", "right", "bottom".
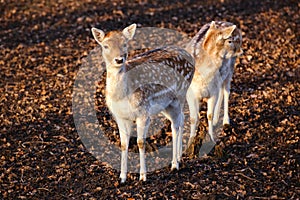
{"left": 106, "top": 64, "right": 128, "bottom": 101}
{"left": 193, "top": 48, "right": 223, "bottom": 78}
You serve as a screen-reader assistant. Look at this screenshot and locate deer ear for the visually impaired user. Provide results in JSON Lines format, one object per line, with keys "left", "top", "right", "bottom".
{"left": 222, "top": 25, "right": 236, "bottom": 39}
{"left": 202, "top": 23, "right": 217, "bottom": 51}
{"left": 122, "top": 23, "right": 137, "bottom": 40}
{"left": 91, "top": 27, "right": 105, "bottom": 45}
{"left": 210, "top": 21, "right": 217, "bottom": 29}
{"left": 202, "top": 21, "right": 219, "bottom": 51}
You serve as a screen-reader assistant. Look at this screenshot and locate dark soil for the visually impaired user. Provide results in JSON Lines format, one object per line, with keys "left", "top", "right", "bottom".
{"left": 1, "top": 0, "right": 299, "bottom": 199}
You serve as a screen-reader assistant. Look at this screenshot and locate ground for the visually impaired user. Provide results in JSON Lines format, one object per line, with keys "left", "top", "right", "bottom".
{"left": 0, "top": 0, "right": 299, "bottom": 199}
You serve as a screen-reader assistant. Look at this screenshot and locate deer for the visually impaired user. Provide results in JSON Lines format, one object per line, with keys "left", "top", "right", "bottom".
{"left": 185, "top": 21, "right": 243, "bottom": 146}
{"left": 91, "top": 24, "right": 195, "bottom": 183}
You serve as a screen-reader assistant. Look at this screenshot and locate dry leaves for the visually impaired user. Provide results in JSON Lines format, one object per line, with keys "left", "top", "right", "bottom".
{"left": 0, "top": 0, "right": 299, "bottom": 199}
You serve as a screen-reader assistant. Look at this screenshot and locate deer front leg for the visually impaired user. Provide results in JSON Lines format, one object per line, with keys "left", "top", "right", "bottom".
{"left": 116, "top": 117, "right": 132, "bottom": 183}
{"left": 136, "top": 117, "right": 150, "bottom": 182}
{"left": 213, "top": 86, "right": 224, "bottom": 126}
{"left": 223, "top": 77, "right": 231, "bottom": 126}
{"left": 207, "top": 92, "right": 219, "bottom": 143}
{"left": 186, "top": 88, "right": 200, "bottom": 148}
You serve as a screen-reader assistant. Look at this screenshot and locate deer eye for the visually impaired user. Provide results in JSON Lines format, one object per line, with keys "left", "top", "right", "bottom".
{"left": 103, "top": 45, "right": 109, "bottom": 49}
{"left": 226, "top": 38, "right": 234, "bottom": 44}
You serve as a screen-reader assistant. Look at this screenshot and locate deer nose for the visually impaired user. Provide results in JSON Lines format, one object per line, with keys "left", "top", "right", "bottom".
{"left": 115, "top": 55, "right": 127, "bottom": 65}
{"left": 115, "top": 58, "right": 124, "bottom": 64}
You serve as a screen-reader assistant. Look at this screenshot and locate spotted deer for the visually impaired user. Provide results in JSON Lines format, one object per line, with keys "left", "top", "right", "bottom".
{"left": 185, "top": 21, "right": 243, "bottom": 145}
{"left": 91, "top": 24, "right": 195, "bottom": 183}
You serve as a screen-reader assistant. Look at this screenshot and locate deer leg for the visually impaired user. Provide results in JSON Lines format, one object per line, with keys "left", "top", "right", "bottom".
{"left": 186, "top": 88, "right": 199, "bottom": 148}
{"left": 207, "top": 92, "right": 219, "bottom": 143}
{"left": 213, "top": 87, "right": 224, "bottom": 126}
{"left": 177, "top": 112, "right": 184, "bottom": 162}
{"left": 136, "top": 116, "right": 150, "bottom": 182}
{"left": 170, "top": 120, "right": 179, "bottom": 170}
{"left": 162, "top": 101, "right": 182, "bottom": 170}
{"left": 223, "top": 77, "right": 231, "bottom": 125}
{"left": 116, "top": 117, "right": 132, "bottom": 183}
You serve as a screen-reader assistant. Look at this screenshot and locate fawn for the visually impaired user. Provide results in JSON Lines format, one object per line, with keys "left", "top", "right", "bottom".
{"left": 91, "top": 24, "right": 195, "bottom": 182}
{"left": 185, "top": 21, "right": 243, "bottom": 145}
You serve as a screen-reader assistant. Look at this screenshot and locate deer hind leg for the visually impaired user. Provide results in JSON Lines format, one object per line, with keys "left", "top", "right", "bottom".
{"left": 177, "top": 111, "right": 184, "bottom": 162}
{"left": 136, "top": 116, "right": 150, "bottom": 182}
{"left": 186, "top": 88, "right": 200, "bottom": 148}
{"left": 163, "top": 100, "right": 183, "bottom": 170}
{"left": 116, "top": 117, "right": 132, "bottom": 183}
{"left": 174, "top": 108, "right": 184, "bottom": 163}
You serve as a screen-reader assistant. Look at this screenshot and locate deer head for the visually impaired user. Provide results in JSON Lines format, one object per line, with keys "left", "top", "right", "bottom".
{"left": 91, "top": 24, "right": 137, "bottom": 67}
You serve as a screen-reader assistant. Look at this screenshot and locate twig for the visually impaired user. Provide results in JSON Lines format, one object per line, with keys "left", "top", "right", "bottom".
{"left": 235, "top": 172, "right": 261, "bottom": 183}
{"left": 21, "top": 141, "right": 52, "bottom": 147}
{"left": 253, "top": 197, "right": 285, "bottom": 200}
{"left": 37, "top": 188, "right": 50, "bottom": 192}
